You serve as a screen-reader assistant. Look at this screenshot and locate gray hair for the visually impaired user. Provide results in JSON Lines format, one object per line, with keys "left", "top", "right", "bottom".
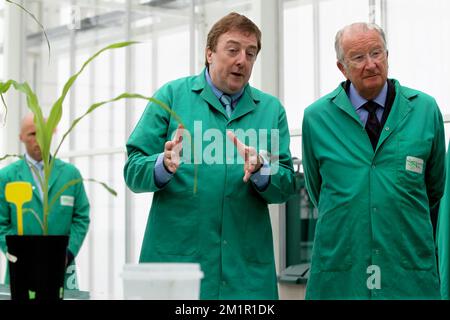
{"left": 335, "top": 22, "right": 387, "bottom": 63}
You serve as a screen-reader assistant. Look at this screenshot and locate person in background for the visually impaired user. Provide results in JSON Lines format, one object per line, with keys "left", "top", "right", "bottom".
{"left": 437, "top": 143, "right": 450, "bottom": 300}
{"left": 124, "top": 12, "right": 295, "bottom": 299}
{"left": 302, "top": 22, "right": 445, "bottom": 299}
{"left": 0, "top": 113, "right": 90, "bottom": 290}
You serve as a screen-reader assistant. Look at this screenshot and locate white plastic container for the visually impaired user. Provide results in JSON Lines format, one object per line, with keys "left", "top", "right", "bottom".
{"left": 121, "top": 263, "right": 204, "bottom": 300}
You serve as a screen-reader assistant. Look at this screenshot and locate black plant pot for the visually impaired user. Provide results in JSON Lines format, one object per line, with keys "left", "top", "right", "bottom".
{"left": 6, "top": 235, "right": 69, "bottom": 301}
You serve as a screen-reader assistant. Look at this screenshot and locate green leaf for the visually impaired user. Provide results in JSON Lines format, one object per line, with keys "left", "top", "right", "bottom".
{"left": 83, "top": 178, "right": 118, "bottom": 197}
{"left": 47, "top": 41, "right": 139, "bottom": 145}
{"left": 49, "top": 178, "right": 117, "bottom": 213}
{"left": 23, "top": 208, "right": 44, "bottom": 233}
{"left": 0, "top": 154, "right": 22, "bottom": 162}
{"left": 10, "top": 81, "right": 49, "bottom": 166}
{"left": 53, "top": 93, "right": 183, "bottom": 159}
{"left": 1, "top": 94, "right": 7, "bottom": 125}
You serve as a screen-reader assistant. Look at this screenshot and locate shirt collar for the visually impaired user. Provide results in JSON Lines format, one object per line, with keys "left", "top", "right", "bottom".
{"left": 350, "top": 81, "right": 388, "bottom": 111}
{"left": 24, "top": 152, "right": 43, "bottom": 169}
{"left": 204, "top": 68, "right": 245, "bottom": 102}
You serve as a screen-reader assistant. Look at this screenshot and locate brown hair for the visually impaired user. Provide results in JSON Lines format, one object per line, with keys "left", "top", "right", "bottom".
{"left": 205, "top": 12, "right": 261, "bottom": 68}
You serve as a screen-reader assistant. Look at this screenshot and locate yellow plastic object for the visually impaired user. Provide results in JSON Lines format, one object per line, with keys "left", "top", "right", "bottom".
{"left": 5, "top": 182, "right": 33, "bottom": 235}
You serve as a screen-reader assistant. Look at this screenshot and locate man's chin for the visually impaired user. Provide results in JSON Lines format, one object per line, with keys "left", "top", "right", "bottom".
{"left": 363, "top": 79, "right": 384, "bottom": 91}
{"left": 227, "top": 82, "right": 246, "bottom": 93}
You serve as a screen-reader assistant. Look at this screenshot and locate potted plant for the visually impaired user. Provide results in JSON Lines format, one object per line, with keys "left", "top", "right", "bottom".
{"left": 0, "top": 41, "right": 175, "bottom": 300}
{"left": 0, "top": 2, "right": 181, "bottom": 299}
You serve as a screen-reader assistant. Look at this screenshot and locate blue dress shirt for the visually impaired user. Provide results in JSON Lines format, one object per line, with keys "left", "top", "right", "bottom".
{"left": 349, "top": 81, "right": 388, "bottom": 126}
{"left": 25, "top": 152, "right": 44, "bottom": 200}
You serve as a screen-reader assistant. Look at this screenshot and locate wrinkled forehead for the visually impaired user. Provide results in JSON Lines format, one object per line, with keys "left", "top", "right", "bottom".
{"left": 217, "top": 30, "right": 258, "bottom": 46}
{"left": 341, "top": 29, "right": 384, "bottom": 51}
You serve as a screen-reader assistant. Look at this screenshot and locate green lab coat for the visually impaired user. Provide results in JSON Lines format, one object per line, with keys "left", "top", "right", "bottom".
{"left": 124, "top": 70, "right": 295, "bottom": 299}
{"left": 0, "top": 158, "right": 90, "bottom": 289}
{"left": 302, "top": 79, "right": 444, "bottom": 299}
{"left": 437, "top": 141, "right": 450, "bottom": 299}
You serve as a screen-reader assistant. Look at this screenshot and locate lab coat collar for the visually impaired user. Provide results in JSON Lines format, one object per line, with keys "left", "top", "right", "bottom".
{"left": 192, "top": 69, "right": 260, "bottom": 121}
{"left": 376, "top": 79, "right": 414, "bottom": 150}
{"left": 331, "top": 83, "right": 363, "bottom": 126}
{"left": 18, "top": 156, "right": 64, "bottom": 201}
{"left": 18, "top": 157, "right": 42, "bottom": 204}
{"left": 331, "top": 79, "right": 415, "bottom": 153}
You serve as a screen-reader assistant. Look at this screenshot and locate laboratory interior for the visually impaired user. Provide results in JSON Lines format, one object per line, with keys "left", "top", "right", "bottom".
{"left": 0, "top": 0, "right": 450, "bottom": 300}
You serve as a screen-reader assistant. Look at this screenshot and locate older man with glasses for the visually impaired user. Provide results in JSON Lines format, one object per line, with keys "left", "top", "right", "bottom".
{"left": 301, "top": 22, "right": 445, "bottom": 299}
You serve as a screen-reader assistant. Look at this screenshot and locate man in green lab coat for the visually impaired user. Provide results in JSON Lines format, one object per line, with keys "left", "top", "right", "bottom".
{"left": 302, "top": 22, "right": 445, "bottom": 299}
{"left": 437, "top": 143, "right": 450, "bottom": 299}
{"left": 124, "top": 13, "right": 295, "bottom": 299}
{"left": 0, "top": 113, "right": 90, "bottom": 290}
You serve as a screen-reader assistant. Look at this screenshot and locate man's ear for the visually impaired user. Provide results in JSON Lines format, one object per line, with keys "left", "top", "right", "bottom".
{"left": 206, "top": 47, "right": 213, "bottom": 65}
{"left": 337, "top": 61, "right": 347, "bottom": 78}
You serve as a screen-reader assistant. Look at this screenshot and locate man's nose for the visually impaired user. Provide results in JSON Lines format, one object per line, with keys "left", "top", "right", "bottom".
{"left": 365, "top": 56, "right": 378, "bottom": 69}
{"left": 235, "top": 49, "right": 246, "bottom": 66}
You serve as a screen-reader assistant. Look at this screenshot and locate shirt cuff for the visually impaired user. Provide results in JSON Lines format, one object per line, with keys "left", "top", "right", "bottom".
{"left": 250, "top": 152, "right": 270, "bottom": 190}
{"left": 154, "top": 153, "right": 174, "bottom": 188}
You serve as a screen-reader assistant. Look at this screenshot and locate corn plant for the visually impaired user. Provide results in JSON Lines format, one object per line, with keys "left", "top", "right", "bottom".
{"left": 0, "top": 41, "right": 183, "bottom": 234}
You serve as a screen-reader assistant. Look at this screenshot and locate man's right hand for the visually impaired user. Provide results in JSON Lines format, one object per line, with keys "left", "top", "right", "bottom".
{"left": 163, "top": 124, "right": 184, "bottom": 174}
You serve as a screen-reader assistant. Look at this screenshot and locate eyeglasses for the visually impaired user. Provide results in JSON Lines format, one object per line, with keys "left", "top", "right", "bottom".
{"left": 346, "top": 48, "right": 386, "bottom": 67}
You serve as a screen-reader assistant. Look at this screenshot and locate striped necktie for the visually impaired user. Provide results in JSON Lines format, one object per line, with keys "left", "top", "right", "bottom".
{"left": 220, "top": 94, "right": 233, "bottom": 118}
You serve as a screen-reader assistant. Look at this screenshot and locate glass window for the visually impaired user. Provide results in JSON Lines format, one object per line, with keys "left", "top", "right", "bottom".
{"left": 283, "top": 0, "right": 369, "bottom": 159}
{"left": 15, "top": 0, "right": 194, "bottom": 299}
{"left": 318, "top": 0, "right": 369, "bottom": 95}
{"left": 387, "top": 0, "right": 450, "bottom": 116}
{"left": 283, "top": 0, "right": 314, "bottom": 135}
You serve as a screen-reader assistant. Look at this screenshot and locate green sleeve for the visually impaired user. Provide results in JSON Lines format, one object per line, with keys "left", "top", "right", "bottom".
{"left": 67, "top": 168, "right": 90, "bottom": 257}
{"left": 0, "top": 168, "right": 14, "bottom": 253}
{"left": 426, "top": 103, "right": 446, "bottom": 210}
{"left": 255, "top": 106, "right": 296, "bottom": 204}
{"left": 301, "top": 108, "right": 321, "bottom": 208}
{"left": 124, "top": 88, "right": 172, "bottom": 193}
{"left": 437, "top": 143, "right": 450, "bottom": 300}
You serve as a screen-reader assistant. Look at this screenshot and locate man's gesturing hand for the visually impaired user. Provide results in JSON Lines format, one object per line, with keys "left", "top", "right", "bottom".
{"left": 227, "top": 130, "right": 263, "bottom": 182}
{"left": 163, "top": 124, "right": 184, "bottom": 174}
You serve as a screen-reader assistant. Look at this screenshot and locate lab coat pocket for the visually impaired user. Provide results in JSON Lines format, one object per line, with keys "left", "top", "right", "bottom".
{"left": 314, "top": 206, "right": 352, "bottom": 272}
{"left": 241, "top": 192, "right": 274, "bottom": 264}
{"left": 397, "top": 139, "right": 430, "bottom": 190}
{"left": 48, "top": 203, "right": 73, "bottom": 235}
{"left": 397, "top": 204, "right": 435, "bottom": 271}
{"left": 152, "top": 192, "right": 199, "bottom": 256}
